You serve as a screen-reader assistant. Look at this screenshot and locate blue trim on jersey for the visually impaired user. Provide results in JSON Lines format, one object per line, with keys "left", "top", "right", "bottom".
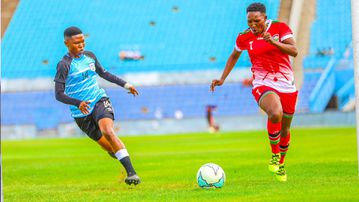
{"left": 64, "top": 54, "right": 107, "bottom": 118}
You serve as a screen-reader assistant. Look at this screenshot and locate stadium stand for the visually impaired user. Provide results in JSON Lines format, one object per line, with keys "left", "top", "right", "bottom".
{"left": 303, "top": 0, "right": 352, "bottom": 68}
{"left": 301, "top": 0, "right": 354, "bottom": 112}
{"left": 1, "top": 0, "right": 354, "bottom": 130}
{"left": 1, "top": 84, "right": 257, "bottom": 129}
{"left": 2, "top": 0, "right": 281, "bottom": 129}
{"left": 2, "top": 0, "right": 280, "bottom": 78}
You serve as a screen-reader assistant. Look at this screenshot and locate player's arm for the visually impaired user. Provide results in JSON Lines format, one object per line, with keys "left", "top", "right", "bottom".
{"left": 211, "top": 49, "right": 242, "bottom": 91}
{"left": 55, "top": 82, "right": 91, "bottom": 114}
{"left": 95, "top": 67, "right": 139, "bottom": 96}
{"left": 263, "top": 33, "right": 298, "bottom": 57}
{"left": 89, "top": 52, "right": 139, "bottom": 96}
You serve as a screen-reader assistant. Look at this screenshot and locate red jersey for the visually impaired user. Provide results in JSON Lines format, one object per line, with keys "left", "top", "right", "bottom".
{"left": 235, "top": 20, "right": 296, "bottom": 93}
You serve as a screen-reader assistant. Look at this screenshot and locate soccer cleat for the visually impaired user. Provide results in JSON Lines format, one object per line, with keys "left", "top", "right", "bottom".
{"left": 125, "top": 174, "right": 141, "bottom": 185}
{"left": 268, "top": 153, "right": 280, "bottom": 172}
{"left": 276, "top": 164, "right": 287, "bottom": 182}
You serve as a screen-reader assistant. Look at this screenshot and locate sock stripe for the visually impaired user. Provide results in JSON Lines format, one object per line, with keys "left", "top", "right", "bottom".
{"left": 279, "top": 144, "right": 289, "bottom": 150}
{"left": 268, "top": 132, "right": 280, "bottom": 138}
{"left": 269, "top": 136, "right": 280, "bottom": 141}
{"left": 279, "top": 133, "right": 290, "bottom": 164}
{"left": 280, "top": 147, "right": 288, "bottom": 152}
{"left": 280, "top": 144, "right": 289, "bottom": 156}
{"left": 270, "top": 139, "right": 280, "bottom": 144}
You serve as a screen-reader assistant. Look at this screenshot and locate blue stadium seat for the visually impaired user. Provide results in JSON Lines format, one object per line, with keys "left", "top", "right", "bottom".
{"left": 1, "top": 83, "right": 259, "bottom": 129}
{"left": 303, "top": 0, "right": 352, "bottom": 68}
{"left": 2, "top": 0, "right": 280, "bottom": 79}
{"left": 2, "top": 71, "right": 321, "bottom": 129}
{"left": 5, "top": 0, "right": 334, "bottom": 129}
{"left": 296, "top": 72, "right": 322, "bottom": 112}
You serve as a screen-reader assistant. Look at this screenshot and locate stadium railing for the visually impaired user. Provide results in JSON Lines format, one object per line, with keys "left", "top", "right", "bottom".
{"left": 336, "top": 77, "right": 355, "bottom": 110}
{"left": 309, "top": 58, "right": 337, "bottom": 112}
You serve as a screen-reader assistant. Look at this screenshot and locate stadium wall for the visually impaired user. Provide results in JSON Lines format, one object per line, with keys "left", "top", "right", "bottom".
{"left": 1, "top": 111, "right": 356, "bottom": 139}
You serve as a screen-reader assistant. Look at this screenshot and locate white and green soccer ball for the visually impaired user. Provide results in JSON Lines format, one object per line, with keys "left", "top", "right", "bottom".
{"left": 196, "top": 163, "right": 225, "bottom": 188}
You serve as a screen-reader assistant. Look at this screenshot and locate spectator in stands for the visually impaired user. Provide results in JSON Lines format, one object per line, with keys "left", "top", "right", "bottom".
{"left": 54, "top": 26, "right": 140, "bottom": 185}
{"left": 206, "top": 105, "right": 220, "bottom": 133}
{"left": 327, "top": 47, "right": 335, "bottom": 56}
{"left": 211, "top": 3, "right": 298, "bottom": 182}
{"left": 119, "top": 50, "right": 144, "bottom": 61}
{"left": 316, "top": 48, "right": 327, "bottom": 56}
{"left": 316, "top": 47, "right": 334, "bottom": 56}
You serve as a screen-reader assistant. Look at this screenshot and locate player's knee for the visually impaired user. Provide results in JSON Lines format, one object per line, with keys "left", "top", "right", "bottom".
{"left": 268, "top": 110, "right": 283, "bottom": 123}
{"left": 101, "top": 127, "right": 115, "bottom": 138}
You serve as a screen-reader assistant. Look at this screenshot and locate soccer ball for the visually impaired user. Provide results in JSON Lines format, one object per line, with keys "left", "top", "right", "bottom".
{"left": 196, "top": 163, "right": 225, "bottom": 188}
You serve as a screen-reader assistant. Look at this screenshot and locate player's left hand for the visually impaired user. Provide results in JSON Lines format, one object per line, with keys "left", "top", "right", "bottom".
{"left": 263, "top": 32, "right": 275, "bottom": 44}
{"left": 242, "top": 77, "right": 254, "bottom": 87}
{"left": 128, "top": 86, "right": 139, "bottom": 96}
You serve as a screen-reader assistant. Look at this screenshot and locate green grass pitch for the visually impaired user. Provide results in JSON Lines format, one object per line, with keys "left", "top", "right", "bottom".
{"left": 2, "top": 127, "right": 359, "bottom": 201}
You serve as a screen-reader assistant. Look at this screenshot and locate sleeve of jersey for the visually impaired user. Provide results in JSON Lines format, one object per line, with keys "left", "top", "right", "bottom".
{"left": 93, "top": 55, "right": 127, "bottom": 88}
{"left": 235, "top": 34, "right": 246, "bottom": 52}
{"left": 279, "top": 22, "right": 294, "bottom": 42}
{"left": 53, "top": 61, "right": 82, "bottom": 106}
{"left": 55, "top": 82, "right": 82, "bottom": 107}
{"left": 54, "top": 62, "right": 68, "bottom": 83}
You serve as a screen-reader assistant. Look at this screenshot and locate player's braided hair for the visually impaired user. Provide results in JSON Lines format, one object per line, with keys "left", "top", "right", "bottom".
{"left": 64, "top": 26, "right": 82, "bottom": 38}
{"left": 246, "top": 2, "right": 266, "bottom": 13}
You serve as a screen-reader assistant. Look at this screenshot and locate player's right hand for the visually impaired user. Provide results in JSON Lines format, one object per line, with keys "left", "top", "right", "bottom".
{"left": 210, "top": 79, "right": 224, "bottom": 92}
{"left": 79, "top": 101, "right": 91, "bottom": 115}
{"left": 128, "top": 86, "right": 139, "bottom": 96}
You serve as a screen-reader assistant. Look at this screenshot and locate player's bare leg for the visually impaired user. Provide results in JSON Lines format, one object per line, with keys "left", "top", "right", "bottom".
{"left": 98, "top": 118, "right": 140, "bottom": 185}
{"left": 98, "top": 118, "right": 125, "bottom": 150}
{"left": 97, "top": 136, "right": 117, "bottom": 159}
{"left": 259, "top": 93, "right": 283, "bottom": 173}
{"left": 259, "top": 93, "right": 283, "bottom": 123}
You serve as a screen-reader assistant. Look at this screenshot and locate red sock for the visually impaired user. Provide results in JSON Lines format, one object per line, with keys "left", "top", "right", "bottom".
{"left": 267, "top": 119, "right": 281, "bottom": 154}
{"left": 279, "top": 132, "right": 291, "bottom": 164}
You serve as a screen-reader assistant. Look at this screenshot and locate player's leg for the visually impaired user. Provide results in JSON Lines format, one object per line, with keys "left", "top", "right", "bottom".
{"left": 279, "top": 115, "right": 292, "bottom": 165}
{"left": 98, "top": 118, "right": 140, "bottom": 185}
{"left": 94, "top": 97, "right": 140, "bottom": 185}
{"left": 97, "top": 135, "right": 117, "bottom": 159}
{"left": 74, "top": 115, "right": 116, "bottom": 159}
{"left": 97, "top": 118, "right": 124, "bottom": 151}
{"left": 275, "top": 91, "right": 298, "bottom": 182}
{"left": 275, "top": 115, "right": 292, "bottom": 182}
{"left": 256, "top": 88, "right": 283, "bottom": 172}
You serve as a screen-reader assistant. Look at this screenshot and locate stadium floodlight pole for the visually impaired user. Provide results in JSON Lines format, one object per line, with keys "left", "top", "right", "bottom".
{"left": 351, "top": 0, "right": 359, "bottom": 176}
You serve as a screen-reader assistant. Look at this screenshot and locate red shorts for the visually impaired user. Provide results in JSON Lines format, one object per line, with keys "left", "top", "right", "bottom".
{"left": 252, "top": 85, "right": 298, "bottom": 116}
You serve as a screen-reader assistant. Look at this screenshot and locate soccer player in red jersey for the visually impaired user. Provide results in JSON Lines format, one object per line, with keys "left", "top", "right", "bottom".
{"left": 211, "top": 3, "right": 298, "bottom": 182}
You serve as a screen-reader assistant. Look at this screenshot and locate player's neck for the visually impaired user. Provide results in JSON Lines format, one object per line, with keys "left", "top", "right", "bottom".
{"left": 68, "top": 52, "right": 82, "bottom": 58}
{"left": 258, "top": 20, "right": 270, "bottom": 35}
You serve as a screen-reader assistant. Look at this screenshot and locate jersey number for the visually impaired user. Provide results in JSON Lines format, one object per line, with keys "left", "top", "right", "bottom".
{"left": 82, "top": 71, "right": 89, "bottom": 79}
{"left": 249, "top": 41, "right": 254, "bottom": 50}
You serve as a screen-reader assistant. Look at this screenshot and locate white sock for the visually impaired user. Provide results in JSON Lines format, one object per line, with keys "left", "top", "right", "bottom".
{"left": 115, "top": 149, "right": 129, "bottom": 161}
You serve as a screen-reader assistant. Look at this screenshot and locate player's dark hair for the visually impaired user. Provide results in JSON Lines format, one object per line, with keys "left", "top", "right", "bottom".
{"left": 247, "top": 3, "right": 266, "bottom": 13}
{"left": 64, "top": 26, "right": 82, "bottom": 38}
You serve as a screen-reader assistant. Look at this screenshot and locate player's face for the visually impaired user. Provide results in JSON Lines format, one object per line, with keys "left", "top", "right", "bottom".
{"left": 247, "top": 12, "right": 267, "bottom": 35}
{"left": 65, "top": 34, "right": 85, "bottom": 56}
